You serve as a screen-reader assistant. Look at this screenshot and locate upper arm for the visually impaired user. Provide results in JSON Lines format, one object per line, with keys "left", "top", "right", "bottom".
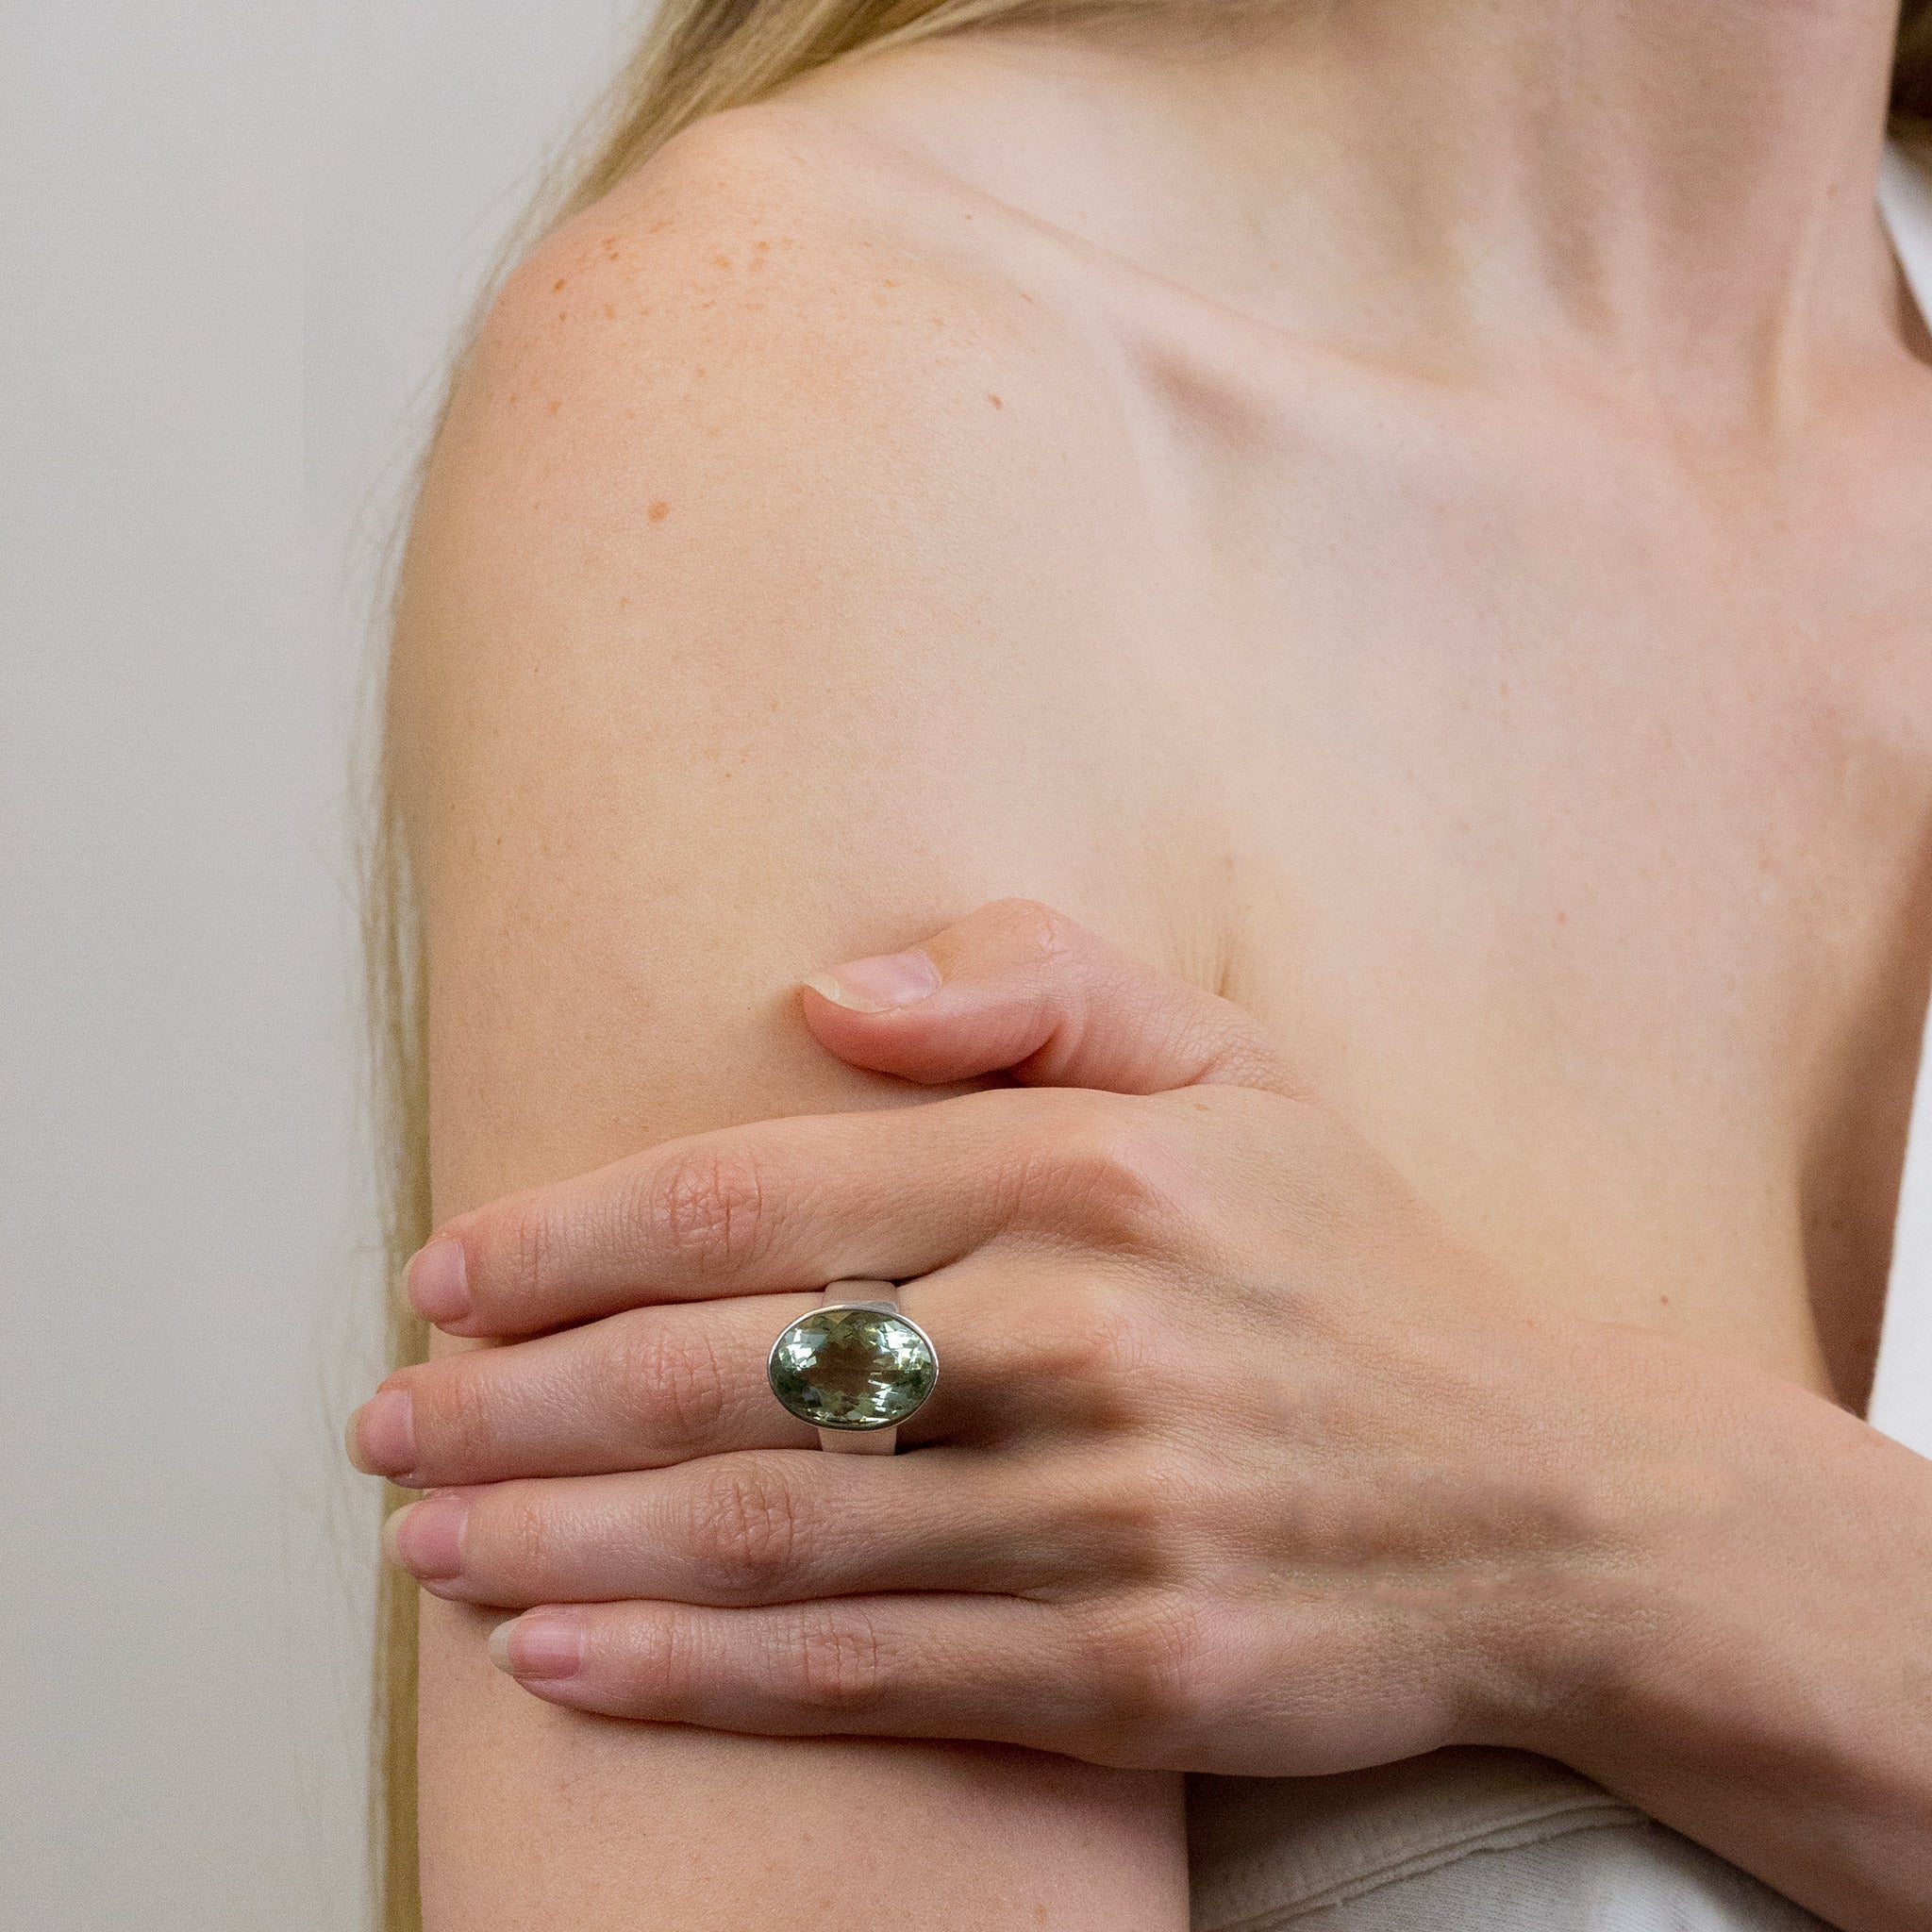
{"left": 390, "top": 108, "right": 1187, "bottom": 1930}
{"left": 395, "top": 104, "right": 1167, "bottom": 1197}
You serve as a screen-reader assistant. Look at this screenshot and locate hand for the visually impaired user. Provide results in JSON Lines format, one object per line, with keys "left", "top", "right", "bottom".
{"left": 347, "top": 901, "right": 1915, "bottom": 1799}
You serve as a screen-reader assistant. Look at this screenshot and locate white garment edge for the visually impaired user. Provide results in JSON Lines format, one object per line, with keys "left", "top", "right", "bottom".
{"left": 1866, "top": 141, "right": 1932, "bottom": 1460}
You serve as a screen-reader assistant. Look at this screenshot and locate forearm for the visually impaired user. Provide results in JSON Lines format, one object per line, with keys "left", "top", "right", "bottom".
{"left": 1525, "top": 1377, "right": 1932, "bottom": 1931}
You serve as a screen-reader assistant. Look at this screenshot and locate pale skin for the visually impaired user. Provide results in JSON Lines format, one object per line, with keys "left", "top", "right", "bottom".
{"left": 375, "top": 1, "right": 1932, "bottom": 1926}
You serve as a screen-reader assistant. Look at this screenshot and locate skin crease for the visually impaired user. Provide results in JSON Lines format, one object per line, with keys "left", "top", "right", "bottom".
{"left": 384, "top": 1, "right": 1932, "bottom": 1927}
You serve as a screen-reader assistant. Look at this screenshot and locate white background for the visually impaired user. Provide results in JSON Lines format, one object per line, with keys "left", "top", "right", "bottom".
{"left": 2, "top": 6, "right": 636, "bottom": 1925}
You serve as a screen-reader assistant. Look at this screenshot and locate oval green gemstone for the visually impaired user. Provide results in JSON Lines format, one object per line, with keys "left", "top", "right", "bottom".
{"left": 768, "top": 1306, "right": 937, "bottom": 1430}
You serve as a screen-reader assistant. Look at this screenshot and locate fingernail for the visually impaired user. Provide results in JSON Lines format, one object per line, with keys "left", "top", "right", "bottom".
{"left": 490, "top": 1609, "right": 585, "bottom": 1680}
{"left": 384, "top": 1492, "right": 467, "bottom": 1580}
{"left": 408, "top": 1237, "right": 472, "bottom": 1324}
{"left": 347, "top": 1389, "right": 416, "bottom": 1477}
{"left": 804, "top": 948, "right": 941, "bottom": 1013}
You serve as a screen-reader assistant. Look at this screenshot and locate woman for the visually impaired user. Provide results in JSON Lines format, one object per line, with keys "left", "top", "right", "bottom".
{"left": 351, "top": 1, "right": 1932, "bottom": 1925}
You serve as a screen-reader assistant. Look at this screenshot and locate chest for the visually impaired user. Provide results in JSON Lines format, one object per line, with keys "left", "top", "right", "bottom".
{"left": 1057, "top": 370, "right": 1932, "bottom": 1399}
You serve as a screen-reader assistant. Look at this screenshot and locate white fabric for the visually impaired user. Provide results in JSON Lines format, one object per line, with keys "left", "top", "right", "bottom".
{"left": 1868, "top": 142, "right": 1932, "bottom": 1462}
{"left": 1188, "top": 141, "right": 1932, "bottom": 1932}
{"left": 1188, "top": 1753, "right": 1828, "bottom": 1930}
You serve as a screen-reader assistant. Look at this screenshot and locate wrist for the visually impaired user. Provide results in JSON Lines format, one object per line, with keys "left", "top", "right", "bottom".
{"left": 1471, "top": 1349, "right": 1932, "bottom": 1927}
{"left": 1457, "top": 1329, "right": 1836, "bottom": 1774}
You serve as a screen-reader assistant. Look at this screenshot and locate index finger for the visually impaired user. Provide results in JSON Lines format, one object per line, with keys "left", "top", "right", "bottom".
{"left": 407, "top": 1084, "right": 1134, "bottom": 1339}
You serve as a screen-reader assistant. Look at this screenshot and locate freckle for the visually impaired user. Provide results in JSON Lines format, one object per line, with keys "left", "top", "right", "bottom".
{"left": 1659, "top": 1293, "right": 1671, "bottom": 1307}
{"left": 619, "top": 596, "right": 630, "bottom": 611}
{"left": 929, "top": 316, "right": 944, "bottom": 326}
{"left": 883, "top": 278, "right": 899, "bottom": 288}
{"left": 748, "top": 257, "right": 766, "bottom": 272}
{"left": 557, "top": 310, "right": 566, "bottom": 322}
{"left": 648, "top": 501, "right": 671, "bottom": 522}
{"left": 648, "top": 218, "right": 673, "bottom": 234}
{"left": 755, "top": 239, "right": 771, "bottom": 252}
{"left": 553, "top": 277, "right": 566, "bottom": 291}
{"left": 987, "top": 392, "right": 1003, "bottom": 408}
{"left": 547, "top": 398, "right": 560, "bottom": 415}
{"left": 694, "top": 367, "right": 707, "bottom": 377}
{"left": 1556, "top": 908, "right": 1568, "bottom": 924}
{"left": 713, "top": 253, "right": 732, "bottom": 270}
{"left": 603, "top": 303, "right": 615, "bottom": 319}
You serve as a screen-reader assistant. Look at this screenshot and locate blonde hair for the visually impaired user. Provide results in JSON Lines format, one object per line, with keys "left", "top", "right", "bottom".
{"left": 369, "top": 4, "right": 1932, "bottom": 1924}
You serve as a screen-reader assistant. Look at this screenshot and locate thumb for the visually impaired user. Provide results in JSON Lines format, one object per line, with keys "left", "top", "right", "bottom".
{"left": 798, "top": 898, "right": 1299, "bottom": 1097}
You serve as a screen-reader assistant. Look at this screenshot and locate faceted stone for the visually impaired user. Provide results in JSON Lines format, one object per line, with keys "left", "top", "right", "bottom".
{"left": 768, "top": 1306, "right": 937, "bottom": 1430}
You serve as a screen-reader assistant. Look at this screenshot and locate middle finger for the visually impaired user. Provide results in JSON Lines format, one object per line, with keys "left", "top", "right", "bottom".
{"left": 413, "top": 1084, "right": 1158, "bottom": 1339}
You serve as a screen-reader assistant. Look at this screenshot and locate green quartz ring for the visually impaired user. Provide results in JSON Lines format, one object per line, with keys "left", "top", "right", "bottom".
{"left": 768, "top": 1280, "right": 938, "bottom": 1455}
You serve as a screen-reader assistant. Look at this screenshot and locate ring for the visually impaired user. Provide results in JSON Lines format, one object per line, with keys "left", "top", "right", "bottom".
{"left": 767, "top": 1279, "right": 939, "bottom": 1455}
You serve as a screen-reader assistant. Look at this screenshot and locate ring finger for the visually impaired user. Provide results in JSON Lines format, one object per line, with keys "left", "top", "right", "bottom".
{"left": 349, "top": 1258, "right": 1097, "bottom": 1490}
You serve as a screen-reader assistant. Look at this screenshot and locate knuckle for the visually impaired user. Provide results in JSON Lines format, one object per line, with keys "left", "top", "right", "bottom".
{"left": 1024, "top": 1272, "right": 1162, "bottom": 1413}
{"left": 621, "top": 1605, "right": 680, "bottom": 1705}
{"left": 420, "top": 1361, "right": 499, "bottom": 1472}
{"left": 489, "top": 1197, "right": 558, "bottom": 1315}
{"left": 487, "top": 1484, "right": 562, "bottom": 1588}
{"left": 636, "top": 1141, "right": 772, "bottom": 1281}
{"left": 1081, "top": 1594, "right": 1215, "bottom": 1739}
{"left": 612, "top": 1316, "right": 731, "bottom": 1453}
{"left": 688, "top": 1459, "right": 813, "bottom": 1597}
{"left": 1064, "top": 1454, "right": 1185, "bottom": 1575}
{"left": 978, "top": 895, "right": 1076, "bottom": 965}
{"left": 784, "top": 1603, "right": 888, "bottom": 1711}
{"left": 1026, "top": 1095, "right": 1188, "bottom": 1249}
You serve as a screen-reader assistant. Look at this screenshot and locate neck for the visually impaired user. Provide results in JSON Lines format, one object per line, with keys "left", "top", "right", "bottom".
{"left": 987, "top": 0, "right": 1910, "bottom": 408}
{"left": 1285, "top": 0, "right": 1900, "bottom": 364}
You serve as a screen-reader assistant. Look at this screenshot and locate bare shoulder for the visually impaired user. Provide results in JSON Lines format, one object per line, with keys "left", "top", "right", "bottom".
{"left": 509, "top": 97, "right": 1060, "bottom": 353}
{"left": 391, "top": 102, "right": 1204, "bottom": 1200}
{"left": 403, "top": 94, "right": 1137, "bottom": 707}
{"left": 437, "top": 96, "right": 1089, "bottom": 544}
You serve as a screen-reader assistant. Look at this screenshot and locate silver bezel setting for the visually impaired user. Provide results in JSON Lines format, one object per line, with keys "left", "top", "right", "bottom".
{"left": 766, "top": 1299, "right": 940, "bottom": 1432}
